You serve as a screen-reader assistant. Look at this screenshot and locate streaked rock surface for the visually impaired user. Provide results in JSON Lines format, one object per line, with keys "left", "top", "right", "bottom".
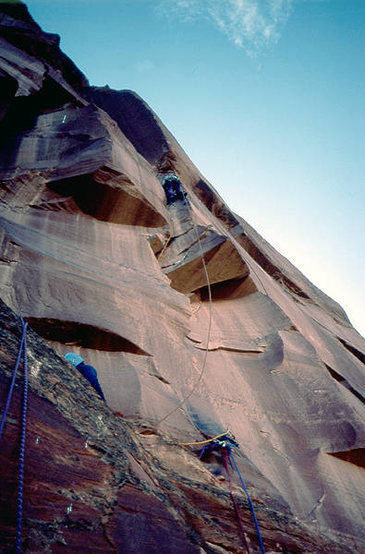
{"left": 1, "top": 2, "right": 364, "bottom": 552}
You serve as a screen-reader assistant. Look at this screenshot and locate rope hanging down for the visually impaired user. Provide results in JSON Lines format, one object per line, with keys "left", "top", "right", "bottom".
{"left": 191, "top": 436, "right": 266, "bottom": 554}
{"left": 0, "top": 316, "right": 29, "bottom": 554}
{"left": 156, "top": 202, "right": 213, "bottom": 427}
{"left": 16, "top": 320, "right": 28, "bottom": 554}
{"left": 0, "top": 318, "right": 28, "bottom": 441}
{"left": 156, "top": 182, "right": 266, "bottom": 427}
{"left": 223, "top": 449, "right": 251, "bottom": 553}
{"left": 230, "top": 451, "right": 266, "bottom": 554}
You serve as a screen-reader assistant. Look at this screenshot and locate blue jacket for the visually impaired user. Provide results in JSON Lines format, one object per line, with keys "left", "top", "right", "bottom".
{"left": 76, "top": 362, "right": 106, "bottom": 402}
{"left": 162, "top": 177, "right": 185, "bottom": 205}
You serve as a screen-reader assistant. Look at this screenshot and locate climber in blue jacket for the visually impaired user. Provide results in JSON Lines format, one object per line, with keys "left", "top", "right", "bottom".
{"left": 162, "top": 174, "right": 186, "bottom": 205}
{"left": 64, "top": 353, "right": 106, "bottom": 402}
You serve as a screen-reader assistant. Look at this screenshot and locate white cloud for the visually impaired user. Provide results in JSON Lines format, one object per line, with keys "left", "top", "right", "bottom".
{"left": 159, "top": 0, "right": 293, "bottom": 55}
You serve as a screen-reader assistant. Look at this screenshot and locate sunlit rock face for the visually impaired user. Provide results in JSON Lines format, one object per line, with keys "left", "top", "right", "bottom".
{"left": 1, "top": 3, "right": 365, "bottom": 552}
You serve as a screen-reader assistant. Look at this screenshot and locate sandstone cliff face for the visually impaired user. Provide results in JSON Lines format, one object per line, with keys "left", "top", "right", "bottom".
{"left": 1, "top": 3, "right": 365, "bottom": 553}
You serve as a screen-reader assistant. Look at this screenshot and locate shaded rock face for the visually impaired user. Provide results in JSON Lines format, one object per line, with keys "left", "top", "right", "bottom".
{"left": 0, "top": 2, "right": 364, "bottom": 553}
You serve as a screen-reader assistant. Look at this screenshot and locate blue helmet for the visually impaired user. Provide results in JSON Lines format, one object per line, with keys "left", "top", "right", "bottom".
{"left": 64, "top": 352, "right": 84, "bottom": 367}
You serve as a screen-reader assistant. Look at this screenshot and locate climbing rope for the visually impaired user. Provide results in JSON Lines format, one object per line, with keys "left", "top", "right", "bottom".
{"left": 0, "top": 316, "right": 28, "bottom": 554}
{"left": 223, "top": 449, "right": 251, "bottom": 553}
{"left": 156, "top": 180, "right": 265, "bottom": 550}
{"left": 0, "top": 317, "right": 28, "bottom": 441}
{"left": 230, "top": 451, "right": 266, "bottom": 554}
{"left": 156, "top": 199, "right": 213, "bottom": 427}
{"left": 155, "top": 187, "right": 268, "bottom": 428}
{"left": 189, "top": 436, "right": 266, "bottom": 554}
{"left": 179, "top": 430, "right": 232, "bottom": 446}
{"left": 16, "top": 319, "right": 28, "bottom": 554}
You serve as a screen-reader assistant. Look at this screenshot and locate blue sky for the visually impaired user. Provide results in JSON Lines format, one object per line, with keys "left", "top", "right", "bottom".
{"left": 24, "top": 0, "right": 365, "bottom": 336}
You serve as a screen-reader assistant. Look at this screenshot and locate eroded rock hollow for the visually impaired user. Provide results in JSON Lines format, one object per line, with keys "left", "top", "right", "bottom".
{"left": 1, "top": 3, "right": 364, "bottom": 553}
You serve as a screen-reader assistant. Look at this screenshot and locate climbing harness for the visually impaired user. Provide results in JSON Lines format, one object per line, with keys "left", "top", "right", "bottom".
{"left": 156, "top": 184, "right": 213, "bottom": 427}
{"left": 187, "top": 434, "right": 266, "bottom": 554}
{"left": 0, "top": 316, "right": 29, "bottom": 554}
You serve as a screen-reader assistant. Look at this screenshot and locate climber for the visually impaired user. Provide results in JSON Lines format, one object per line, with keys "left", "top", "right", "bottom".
{"left": 162, "top": 174, "right": 186, "bottom": 205}
{"left": 64, "top": 353, "right": 106, "bottom": 402}
{"left": 194, "top": 435, "right": 239, "bottom": 461}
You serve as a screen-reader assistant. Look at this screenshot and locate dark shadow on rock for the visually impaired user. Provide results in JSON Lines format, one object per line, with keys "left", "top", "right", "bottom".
{"left": 329, "top": 449, "right": 365, "bottom": 469}
{"left": 193, "top": 179, "right": 239, "bottom": 229}
{"left": 49, "top": 173, "right": 166, "bottom": 227}
{"left": 82, "top": 87, "right": 169, "bottom": 165}
{"left": 25, "top": 317, "right": 150, "bottom": 355}
{"left": 198, "top": 276, "right": 257, "bottom": 302}
{"left": 324, "top": 363, "right": 365, "bottom": 405}
{"left": 338, "top": 339, "right": 365, "bottom": 365}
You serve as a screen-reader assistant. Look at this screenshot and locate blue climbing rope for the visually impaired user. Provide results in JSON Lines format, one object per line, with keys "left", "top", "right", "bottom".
{"left": 191, "top": 436, "right": 265, "bottom": 553}
{"left": 16, "top": 318, "right": 28, "bottom": 553}
{"left": 230, "top": 451, "right": 266, "bottom": 554}
{"left": 0, "top": 317, "right": 28, "bottom": 441}
{"left": 222, "top": 450, "right": 251, "bottom": 553}
{"left": 0, "top": 316, "right": 28, "bottom": 554}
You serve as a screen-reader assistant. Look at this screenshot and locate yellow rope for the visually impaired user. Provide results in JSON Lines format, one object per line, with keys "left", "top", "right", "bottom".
{"left": 179, "top": 430, "right": 231, "bottom": 446}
